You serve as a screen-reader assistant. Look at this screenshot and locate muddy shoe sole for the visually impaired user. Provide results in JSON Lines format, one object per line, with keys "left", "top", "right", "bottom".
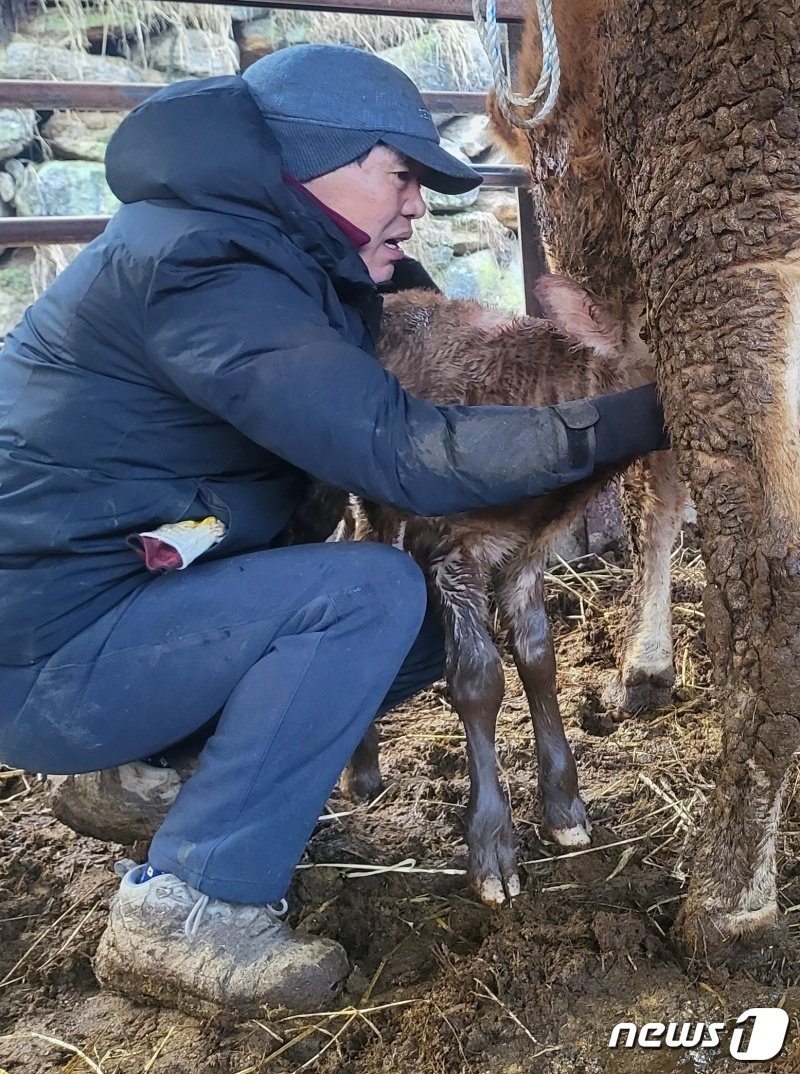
{"left": 49, "top": 762, "right": 184, "bottom": 843}
{"left": 93, "top": 917, "right": 350, "bottom": 1021}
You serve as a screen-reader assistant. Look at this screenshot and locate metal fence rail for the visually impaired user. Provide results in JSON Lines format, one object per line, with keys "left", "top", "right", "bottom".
{"left": 0, "top": 0, "right": 544, "bottom": 310}
{"left": 1, "top": 163, "right": 529, "bottom": 246}
{"left": 0, "top": 80, "right": 494, "bottom": 115}
{"left": 168, "top": 0, "right": 526, "bottom": 19}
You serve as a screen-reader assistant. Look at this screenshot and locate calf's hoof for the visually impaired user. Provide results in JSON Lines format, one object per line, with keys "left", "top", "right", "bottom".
{"left": 471, "top": 866, "right": 521, "bottom": 909}
{"left": 340, "top": 764, "right": 383, "bottom": 803}
{"left": 602, "top": 667, "right": 674, "bottom": 715}
{"left": 468, "top": 829, "right": 521, "bottom": 908}
{"left": 542, "top": 796, "right": 592, "bottom": 849}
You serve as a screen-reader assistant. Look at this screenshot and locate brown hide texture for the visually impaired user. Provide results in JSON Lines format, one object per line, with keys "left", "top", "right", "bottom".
{"left": 490, "top": 0, "right": 636, "bottom": 305}
{"left": 493, "top": 7, "right": 687, "bottom": 716}
{"left": 375, "top": 288, "right": 651, "bottom": 551}
{"left": 501, "top": 0, "right": 800, "bottom": 944}
{"left": 606, "top": 0, "right": 800, "bottom": 944}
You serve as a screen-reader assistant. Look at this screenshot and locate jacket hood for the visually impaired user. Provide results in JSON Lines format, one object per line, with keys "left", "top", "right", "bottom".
{"left": 105, "top": 75, "right": 373, "bottom": 286}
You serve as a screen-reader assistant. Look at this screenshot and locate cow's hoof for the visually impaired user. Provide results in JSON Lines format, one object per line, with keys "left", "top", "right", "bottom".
{"left": 673, "top": 901, "right": 794, "bottom": 978}
{"left": 676, "top": 899, "right": 780, "bottom": 951}
{"left": 603, "top": 668, "right": 674, "bottom": 715}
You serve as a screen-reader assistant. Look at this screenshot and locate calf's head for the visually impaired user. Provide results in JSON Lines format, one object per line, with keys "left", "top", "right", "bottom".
{"left": 534, "top": 274, "right": 651, "bottom": 370}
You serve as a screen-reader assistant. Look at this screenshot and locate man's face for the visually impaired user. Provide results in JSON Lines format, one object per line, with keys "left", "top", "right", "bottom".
{"left": 303, "top": 146, "right": 428, "bottom": 283}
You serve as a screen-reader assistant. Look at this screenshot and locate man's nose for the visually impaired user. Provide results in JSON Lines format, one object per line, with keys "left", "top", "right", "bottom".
{"left": 404, "top": 181, "right": 427, "bottom": 220}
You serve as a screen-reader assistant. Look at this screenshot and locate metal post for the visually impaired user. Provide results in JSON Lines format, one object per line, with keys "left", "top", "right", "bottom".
{"left": 505, "top": 22, "right": 548, "bottom": 317}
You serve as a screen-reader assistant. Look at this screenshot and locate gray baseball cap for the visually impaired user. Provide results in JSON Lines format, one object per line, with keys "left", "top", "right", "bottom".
{"left": 242, "top": 44, "right": 482, "bottom": 194}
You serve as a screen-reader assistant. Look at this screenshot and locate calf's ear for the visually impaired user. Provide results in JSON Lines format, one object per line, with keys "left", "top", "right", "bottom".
{"left": 534, "top": 274, "right": 624, "bottom": 356}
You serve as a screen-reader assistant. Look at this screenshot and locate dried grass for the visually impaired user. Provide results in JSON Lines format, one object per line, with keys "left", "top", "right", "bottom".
{"left": 41, "top": 0, "right": 238, "bottom": 68}
{"left": 0, "top": 878, "right": 110, "bottom": 989}
{"left": 0, "top": 1031, "right": 106, "bottom": 1073}
{"left": 23, "top": 1, "right": 473, "bottom": 74}
{"left": 0, "top": 765, "right": 33, "bottom": 804}
{"left": 264, "top": 10, "right": 426, "bottom": 53}
{"left": 32, "top": 243, "right": 84, "bottom": 297}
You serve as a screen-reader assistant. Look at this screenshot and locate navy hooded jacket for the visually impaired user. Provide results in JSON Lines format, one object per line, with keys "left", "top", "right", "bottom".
{"left": 0, "top": 75, "right": 601, "bottom": 666}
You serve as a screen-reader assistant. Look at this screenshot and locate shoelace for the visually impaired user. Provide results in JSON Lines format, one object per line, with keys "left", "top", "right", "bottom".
{"left": 183, "top": 893, "right": 289, "bottom": 940}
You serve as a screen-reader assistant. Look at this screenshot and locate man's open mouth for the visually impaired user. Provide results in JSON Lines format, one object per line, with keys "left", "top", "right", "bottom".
{"left": 383, "top": 234, "right": 412, "bottom": 253}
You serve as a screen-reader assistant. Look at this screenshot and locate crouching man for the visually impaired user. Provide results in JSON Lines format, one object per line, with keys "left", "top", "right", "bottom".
{"left": 0, "top": 44, "right": 667, "bottom": 1017}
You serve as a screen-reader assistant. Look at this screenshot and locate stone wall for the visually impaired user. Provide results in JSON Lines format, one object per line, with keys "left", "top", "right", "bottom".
{"left": 0, "top": 3, "right": 524, "bottom": 338}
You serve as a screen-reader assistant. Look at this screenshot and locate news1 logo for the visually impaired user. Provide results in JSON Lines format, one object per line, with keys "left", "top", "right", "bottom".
{"left": 608, "top": 1008, "right": 790, "bottom": 1060}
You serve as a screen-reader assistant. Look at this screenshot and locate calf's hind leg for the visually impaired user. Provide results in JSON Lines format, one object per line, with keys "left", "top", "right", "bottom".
{"left": 341, "top": 723, "right": 382, "bottom": 803}
{"left": 432, "top": 547, "right": 519, "bottom": 907}
{"left": 497, "top": 557, "right": 591, "bottom": 848}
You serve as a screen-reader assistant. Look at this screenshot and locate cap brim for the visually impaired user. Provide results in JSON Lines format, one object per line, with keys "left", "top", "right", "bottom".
{"left": 381, "top": 132, "right": 483, "bottom": 194}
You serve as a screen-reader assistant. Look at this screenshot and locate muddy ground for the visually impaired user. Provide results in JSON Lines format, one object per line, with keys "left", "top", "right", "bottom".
{"left": 2, "top": 543, "right": 800, "bottom": 1074}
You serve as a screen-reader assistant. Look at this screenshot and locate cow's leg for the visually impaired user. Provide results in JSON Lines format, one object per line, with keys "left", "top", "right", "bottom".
{"left": 603, "top": 0, "right": 800, "bottom": 944}
{"left": 497, "top": 557, "right": 591, "bottom": 847}
{"left": 673, "top": 262, "right": 800, "bottom": 947}
{"left": 431, "top": 547, "right": 518, "bottom": 907}
{"left": 604, "top": 451, "right": 686, "bottom": 714}
{"left": 341, "top": 722, "right": 382, "bottom": 802}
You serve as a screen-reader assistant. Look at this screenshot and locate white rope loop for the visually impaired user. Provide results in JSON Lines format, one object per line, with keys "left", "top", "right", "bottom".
{"left": 472, "top": 0, "right": 561, "bottom": 129}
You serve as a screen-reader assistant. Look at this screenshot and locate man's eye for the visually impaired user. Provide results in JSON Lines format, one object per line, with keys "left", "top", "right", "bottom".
{"left": 394, "top": 171, "right": 411, "bottom": 181}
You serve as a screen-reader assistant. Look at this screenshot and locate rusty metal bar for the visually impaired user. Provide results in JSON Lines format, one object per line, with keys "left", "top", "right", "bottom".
{"left": 516, "top": 186, "right": 546, "bottom": 316}
{"left": 471, "top": 166, "right": 526, "bottom": 187}
{"left": 505, "top": 22, "right": 546, "bottom": 316}
{"left": 170, "top": 0, "right": 525, "bottom": 20}
{"left": 0, "top": 216, "right": 109, "bottom": 245}
{"left": 0, "top": 164, "right": 528, "bottom": 246}
{"left": 0, "top": 80, "right": 153, "bottom": 111}
{"left": 0, "top": 80, "right": 491, "bottom": 116}
{"left": 425, "top": 91, "right": 491, "bottom": 117}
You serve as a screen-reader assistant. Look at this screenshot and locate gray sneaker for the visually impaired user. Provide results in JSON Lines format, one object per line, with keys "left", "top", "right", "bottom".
{"left": 93, "top": 862, "right": 349, "bottom": 1018}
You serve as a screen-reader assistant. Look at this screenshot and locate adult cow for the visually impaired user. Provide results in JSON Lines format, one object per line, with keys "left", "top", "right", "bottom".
{"left": 492, "top": 0, "right": 800, "bottom": 949}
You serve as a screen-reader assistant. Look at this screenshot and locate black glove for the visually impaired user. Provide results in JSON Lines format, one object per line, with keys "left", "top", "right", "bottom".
{"left": 592, "top": 383, "right": 669, "bottom": 466}
{"left": 380, "top": 256, "right": 441, "bottom": 295}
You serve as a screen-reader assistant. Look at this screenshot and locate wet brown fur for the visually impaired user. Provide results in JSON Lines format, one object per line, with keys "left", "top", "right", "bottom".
{"left": 371, "top": 285, "right": 651, "bottom": 545}
{"left": 342, "top": 283, "right": 665, "bottom": 904}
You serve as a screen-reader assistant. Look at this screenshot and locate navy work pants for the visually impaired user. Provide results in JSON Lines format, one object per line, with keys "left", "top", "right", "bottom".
{"left": 0, "top": 544, "right": 445, "bottom": 902}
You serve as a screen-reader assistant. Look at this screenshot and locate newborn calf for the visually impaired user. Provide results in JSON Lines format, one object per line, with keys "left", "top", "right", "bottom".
{"left": 343, "top": 275, "right": 670, "bottom": 906}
